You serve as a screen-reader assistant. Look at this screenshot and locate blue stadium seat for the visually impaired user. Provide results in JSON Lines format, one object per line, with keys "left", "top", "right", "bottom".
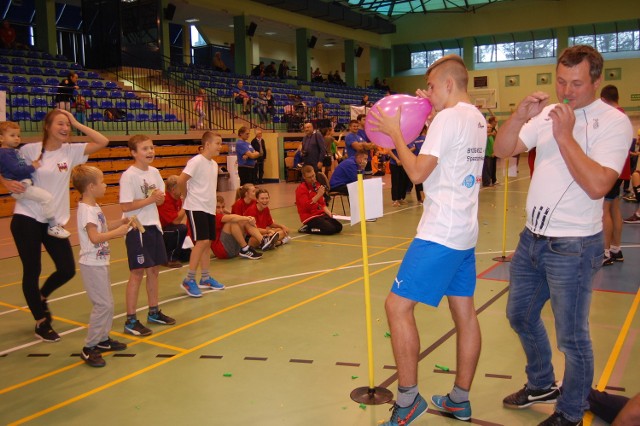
{"left": 45, "top": 77, "right": 59, "bottom": 86}
{"left": 88, "top": 112, "right": 104, "bottom": 122}
{"left": 124, "top": 91, "right": 137, "bottom": 99}
{"left": 27, "top": 67, "right": 42, "bottom": 75}
{"left": 87, "top": 99, "right": 99, "bottom": 108}
{"left": 29, "top": 76, "right": 45, "bottom": 85}
{"left": 80, "top": 89, "right": 93, "bottom": 97}
{"left": 104, "top": 81, "right": 117, "bottom": 89}
{"left": 12, "top": 85, "right": 28, "bottom": 93}
{"left": 143, "top": 102, "right": 157, "bottom": 110}
{"left": 136, "top": 113, "right": 149, "bottom": 122}
{"left": 91, "top": 81, "right": 104, "bottom": 89}
{"left": 110, "top": 90, "right": 122, "bottom": 98}
{"left": 31, "top": 98, "right": 48, "bottom": 107}
{"left": 94, "top": 89, "right": 108, "bottom": 98}
{"left": 44, "top": 68, "right": 57, "bottom": 76}
{"left": 129, "top": 101, "right": 142, "bottom": 109}
{"left": 87, "top": 72, "right": 100, "bottom": 79}
{"left": 0, "top": 64, "right": 10, "bottom": 73}
{"left": 100, "top": 100, "right": 114, "bottom": 109}
{"left": 12, "top": 75, "right": 28, "bottom": 84}
{"left": 32, "top": 111, "right": 47, "bottom": 121}
{"left": 126, "top": 112, "right": 135, "bottom": 121}
{"left": 41, "top": 60, "right": 55, "bottom": 68}
{"left": 10, "top": 57, "right": 26, "bottom": 65}
{"left": 115, "top": 100, "right": 127, "bottom": 109}
{"left": 27, "top": 58, "right": 41, "bottom": 67}
{"left": 164, "top": 113, "right": 178, "bottom": 122}
{"left": 77, "top": 79, "right": 89, "bottom": 88}
{"left": 0, "top": 74, "right": 9, "bottom": 83}
{"left": 150, "top": 113, "right": 162, "bottom": 122}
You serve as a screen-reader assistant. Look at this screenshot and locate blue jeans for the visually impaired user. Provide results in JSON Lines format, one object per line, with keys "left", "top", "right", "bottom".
{"left": 507, "top": 228, "right": 603, "bottom": 422}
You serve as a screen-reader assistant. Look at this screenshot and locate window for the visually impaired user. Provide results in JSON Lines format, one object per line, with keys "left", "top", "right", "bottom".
{"left": 570, "top": 28, "right": 639, "bottom": 52}
{"left": 476, "top": 38, "right": 555, "bottom": 63}
{"left": 410, "top": 47, "right": 460, "bottom": 69}
{"left": 190, "top": 25, "right": 206, "bottom": 47}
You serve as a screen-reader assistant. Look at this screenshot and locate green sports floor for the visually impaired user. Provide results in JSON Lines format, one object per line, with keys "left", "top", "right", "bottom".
{"left": 0, "top": 164, "right": 638, "bottom": 426}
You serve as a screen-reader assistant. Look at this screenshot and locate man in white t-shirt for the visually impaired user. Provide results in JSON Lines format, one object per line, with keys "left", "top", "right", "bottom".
{"left": 494, "top": 45, "right": 632, "bottom": 426}
{"left": 369, "top": 55, "right": 485, "bottom": 426}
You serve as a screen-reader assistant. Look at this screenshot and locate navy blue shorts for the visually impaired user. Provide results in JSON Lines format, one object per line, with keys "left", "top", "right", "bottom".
{"left": 125, "top": 226, "right": 167, "bottom": 270}
{"left": 391, "top": 239, "right": 476, "bottom": 307}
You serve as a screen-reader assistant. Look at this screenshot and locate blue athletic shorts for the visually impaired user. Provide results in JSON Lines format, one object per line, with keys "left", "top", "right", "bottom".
{"left": 125, "top": 226, "right": 168, "bottom": 270}
{"left": 391, "top": 239, "right": 476, "bottom": 307}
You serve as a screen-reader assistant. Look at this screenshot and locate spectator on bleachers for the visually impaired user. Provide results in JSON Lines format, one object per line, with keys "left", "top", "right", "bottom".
{"left": 251, "top": 129, "right": 267, "bottom": 184}
{"left": 312, "top": 68, "right": 324, "bottom": 83}
{"left": 255, "top": 91, "right": 269, "bottom": 124}
{"left": 213, "top": 51, "right": 230, "bottom": 72}
{"left": 332, "top": 70, "right": 344, "bottom": 85}
{"left": 265, "top": 61, "right": 277, "bottom": 78}
{"left": 380, "top": 79, "right": 391, "bottom": 92}
{"left": 312, "top": 102, "right": 326, "bottom": 120}
{"left": 373, "top": 77, "right": 382, "bottom": 90}
{"left": 233, "top": 80, "right": 252, "bottom": 115}
{"left": 55, "top": 71, "right": 79, "bottom": 112}
{"left": 0, "top": 20, "right": 17, "bottom": 49}
{"left": 278, "top": 60, "right": 289, "bottom": 79}
{"left": 251, "top": 61, "right": 265, "bottom": 78}
{"left": 194, "top": 88, "right": 205, "bottom": 129}
{"left": 361, "top": 94, "right": 373, "bottom": 108}
{"left": 158, "top": 175, "right": 191, "bottom": 268}
{"left": 294, "top": 95, "right": 308, "bottom": 119}
{"left": 265, "top": 88, "right": 276, "bottom": 116}
{"left": 74, "top": 95, "right": 89, "bottom": 133}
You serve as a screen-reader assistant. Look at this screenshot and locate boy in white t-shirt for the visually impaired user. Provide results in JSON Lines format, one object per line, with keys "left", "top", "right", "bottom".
{"left": 72, "top": 165, "right": 130, "bottom": 367}
{"left": 178, "top": 131, "right": 225, "bottom": 297}
{"left": 119, "top": 135, "right": 175, "bottom": 336}
{"left": 369, "top": 55, "right": 485, "bottom": 426}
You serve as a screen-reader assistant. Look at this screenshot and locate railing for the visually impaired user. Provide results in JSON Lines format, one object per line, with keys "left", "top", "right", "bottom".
{"left": 1, "top": 82, "right": 242, "bottom": 135}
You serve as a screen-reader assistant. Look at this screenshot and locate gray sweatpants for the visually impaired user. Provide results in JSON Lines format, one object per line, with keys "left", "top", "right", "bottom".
{"left": 79, "top": 264, "right": 114, "bottom": 347}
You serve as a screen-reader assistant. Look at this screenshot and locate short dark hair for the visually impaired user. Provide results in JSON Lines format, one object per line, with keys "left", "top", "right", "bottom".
{"left": 128, "top": 134, "right": 152, "bottom": 152}
{"left": 356, "top": 114, "right": 366, "bottom": 121}
{"left": 600, "top": 85, "right": 619, "bottom": 103}
{"left": 557, "top": 45, "right": 603, "bottom": 83}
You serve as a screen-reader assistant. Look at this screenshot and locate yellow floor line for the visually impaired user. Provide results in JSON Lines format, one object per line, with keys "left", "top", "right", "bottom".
{"left": 1, "top": 240, "right": 408, "bottom": 404}
{"left": 8, "top": 261, "right": 401, "bottom": 425}
{"left": 583, "top": 287, "right": 640, "bottom": 426}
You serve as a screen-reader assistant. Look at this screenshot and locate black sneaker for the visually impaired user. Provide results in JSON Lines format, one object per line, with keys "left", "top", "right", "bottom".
{"left": 260, "top": 233, "right": 279, "bottom": 251}
{"left": 147, "top": 310, "right": 176, "bottom": 325}
{"left": 298, "top": 224, "right": 309, "bottom": 233}
{"left": 81, "top": 346, "right": 106, "bottom": 368}
{"left": 41, "top": 299, "right": 52, "bottom": 323}
{"left": 124, "top": 319, "right": 152, "bottom": 336}
{"left": 537, "top": 411, "right": 582, "bottom": 426}
{"left": 503, "top": 384, "right": 560, "bottom": 409}
{"left": 610, "top": 250, "right": 624, "bottom": 262}
{"left": 603, "top": 254, "right": 614, "bottom": 266}
{"left": 239, "top": 247, "right": 262, "bottom": 260}
{"left": 35, "top": 320, "right": 60, "bottom": 342}
{"left": 96, "top": 338, "right": 127, "bottom": 352}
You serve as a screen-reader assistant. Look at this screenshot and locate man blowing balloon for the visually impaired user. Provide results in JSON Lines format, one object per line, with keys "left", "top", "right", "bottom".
{"left": 368, "top": 54, "right": 486, "bottom": 426}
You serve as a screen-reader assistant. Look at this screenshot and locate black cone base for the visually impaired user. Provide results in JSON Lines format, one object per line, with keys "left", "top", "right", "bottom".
{"left": 492, "top": 255, "right": 511, "bottom": 263}
{"left": 350, "top": 386, "right": 394, "bottom": 405}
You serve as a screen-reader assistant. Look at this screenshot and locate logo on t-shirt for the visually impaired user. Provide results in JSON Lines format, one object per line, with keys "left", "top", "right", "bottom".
{"left": 57, "top": 162, "right": 68, "bottom": 172}
{"left": 140, "top": 179, "right": 157, "bottom": 198}
{"left": 462, "top": 174, "right": 476, "bottom": 188}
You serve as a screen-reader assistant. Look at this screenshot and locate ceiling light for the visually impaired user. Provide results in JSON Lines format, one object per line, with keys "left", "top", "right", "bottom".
{"left": 323, "top": 43, "right": 335, "bottom": 47}
{"left": 228, "top": 24, "right": 234, "bottom": 28}
{"left": 185, "top": 18, "right": 199, "bottom": 23}
{"left": 265, "top": 32, "right": 277, "bottom": 36}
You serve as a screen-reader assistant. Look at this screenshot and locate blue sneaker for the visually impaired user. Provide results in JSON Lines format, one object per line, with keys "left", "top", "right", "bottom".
{"left": 430, "top": 394, "right": 471, "bottom": 421}
{"left": 198, "top": 277, "right": 225, "bottom": 290}
{"left": 181, "top": 279, "right": 202, "bottom": 298}
{"left": 382, "top": 394, "right": 427, "bottom": 426}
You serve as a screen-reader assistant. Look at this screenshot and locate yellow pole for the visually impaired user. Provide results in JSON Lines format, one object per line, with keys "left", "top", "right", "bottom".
{"left": 357, "top": 173, "right": 376, "bottom": 389}
{"left": 500, "top": 158, "right": 509, "bottom": 258}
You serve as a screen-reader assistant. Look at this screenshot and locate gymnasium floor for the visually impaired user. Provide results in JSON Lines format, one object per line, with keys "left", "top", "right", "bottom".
{"left": 0, "top": 163, "right": 638, "bottom": 426}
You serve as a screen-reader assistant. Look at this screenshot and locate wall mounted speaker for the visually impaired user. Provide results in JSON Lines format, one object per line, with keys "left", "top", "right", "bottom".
{"left": 308, "top": 36, "right": 317, "bottom": 49}
{"left": 164, "top": 3, "right": 176, "bottom": 21}
{"left": 247, "top": 22, "right": 257, "bottom": 37}
{"left": 354, "top": 46, "right": 364, "bottom": 57}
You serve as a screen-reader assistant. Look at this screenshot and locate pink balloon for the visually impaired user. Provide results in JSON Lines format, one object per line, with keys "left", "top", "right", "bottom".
{"left": 365, "top": 95, "right": 432, "bottom": 149}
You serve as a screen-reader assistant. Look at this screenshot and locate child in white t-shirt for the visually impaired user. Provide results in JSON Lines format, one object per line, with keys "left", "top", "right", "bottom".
{"left": 178, "top": 131, "right": 225, "bottom": 298}
{"left": 0, "top": 121, "right": 70, "bottom": 238}
{"left": 72, "top": 165, "right": 130, "bottom": 367}
{"left": 119, "top": 135, "right": 175, "bottom": 336}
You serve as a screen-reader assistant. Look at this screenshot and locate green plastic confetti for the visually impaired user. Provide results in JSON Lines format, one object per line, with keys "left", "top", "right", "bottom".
{"left": 384, "top": 332, "right": 391, "bottom": 338}
{"left": 359, "top": 403, "right": 367, "bottom": 410}
{"left": 435, "top": 364, "right": 449, "bottom": 371}
{"left": 351, "top": 375, "right": 359, "bottom": 380}
{"left": 223, "top": 372, "right": 233, "bottom": 377}
{"left": 333, "top": 333, "right": 339, "bottom": 336}
{"left": 563, "top": 98, "right": 570, "bottom": 104}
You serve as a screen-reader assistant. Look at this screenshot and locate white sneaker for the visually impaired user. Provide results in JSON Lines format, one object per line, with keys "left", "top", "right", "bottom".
{"left": 48, "top": 225, "right": 71, "bottom": 239}
{"left": 281, "top": 236, "right": 291, "bottom": 244}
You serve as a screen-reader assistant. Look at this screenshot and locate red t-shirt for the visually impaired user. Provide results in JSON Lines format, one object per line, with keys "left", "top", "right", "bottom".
{"left": 245, "top": 204, "right": 273, "bottom": 229}
{"left": 210, "top": 214, "right": 229, "bottom": 259}
{"left": 231, "top": 198, "right": 255, "bottom": 216}
{"left": 158, "top": 192, "right": 182, "bottom": 228}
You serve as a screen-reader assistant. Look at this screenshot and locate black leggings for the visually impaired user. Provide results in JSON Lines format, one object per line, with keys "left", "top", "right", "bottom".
{"left": 11, "top": 214, "right": 76, "bottom": 321}
{"left": 390, "top": 163, "right": 409, "bottom": 201}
